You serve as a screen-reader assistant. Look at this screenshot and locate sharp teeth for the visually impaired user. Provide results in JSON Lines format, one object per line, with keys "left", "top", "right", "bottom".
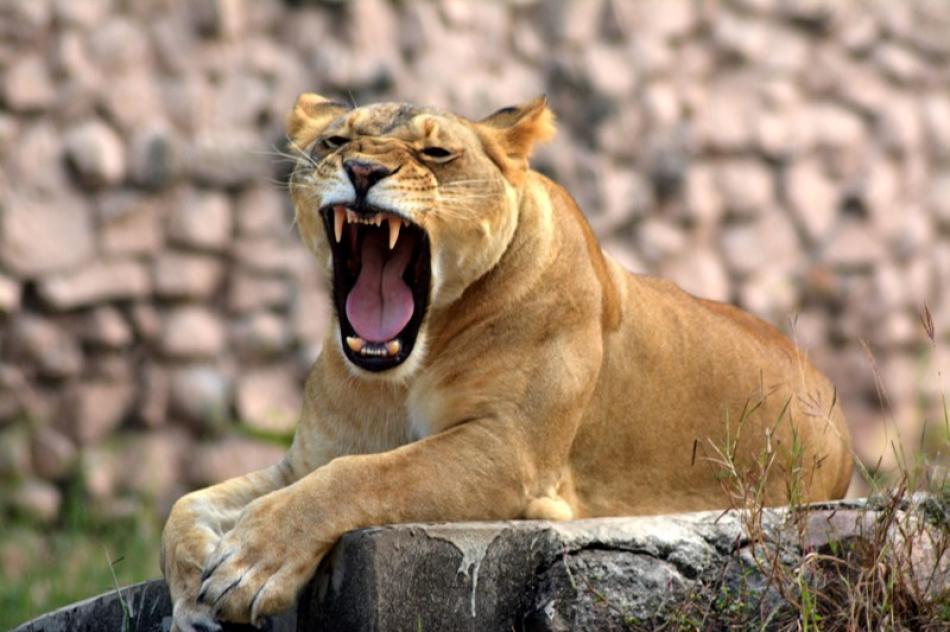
{"left": 346, "top": 336, "right": 365, "bottom": 352}
{"left": 386, "top": 339, "right": 401, "bottom": 356}
{"left": 334, "top": 206, "right": 345, "bottom": 243}
{"left": 346, "top": 208, "right": 358, "bottom": 224}
{"left": 388, "top": 216, "right": 401, "bottom": 249}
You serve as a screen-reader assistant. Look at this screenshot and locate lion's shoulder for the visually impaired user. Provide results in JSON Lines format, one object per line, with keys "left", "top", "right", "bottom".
{"left": 530, "top": 171, "right": 623, "bottom": 332}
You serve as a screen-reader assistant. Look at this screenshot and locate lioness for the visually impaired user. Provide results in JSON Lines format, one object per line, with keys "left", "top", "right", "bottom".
{"left": 162, "top": 95, "right": 852, "bottom": 630}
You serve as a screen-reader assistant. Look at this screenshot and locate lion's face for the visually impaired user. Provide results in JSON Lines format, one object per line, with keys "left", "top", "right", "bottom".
{"left": 287, "top": 95, "right": 554, "bottom": 375}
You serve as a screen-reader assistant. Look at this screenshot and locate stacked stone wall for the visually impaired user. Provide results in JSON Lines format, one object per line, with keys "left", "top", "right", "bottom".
{"left": 1, "top": 0, "right": 948, "bottom": 521}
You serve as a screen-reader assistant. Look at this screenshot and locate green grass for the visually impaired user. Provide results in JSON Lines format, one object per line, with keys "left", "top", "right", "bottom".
{"left": 0, "top": 483, "right": 161, "bottom": 630}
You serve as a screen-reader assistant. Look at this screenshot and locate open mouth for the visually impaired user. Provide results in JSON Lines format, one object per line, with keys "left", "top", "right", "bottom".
{"left": 320, "top": 204, "right": 431, "bottom": 372}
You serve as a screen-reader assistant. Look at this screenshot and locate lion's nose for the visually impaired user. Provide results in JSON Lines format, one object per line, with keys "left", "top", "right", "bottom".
{"left": 344, "top": 159, "right": 392, "bottom": 196}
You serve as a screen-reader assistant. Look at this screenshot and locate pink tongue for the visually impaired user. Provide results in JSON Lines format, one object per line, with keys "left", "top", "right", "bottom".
{"left": 345, "top": 230, "right": 415, "bottom": 342}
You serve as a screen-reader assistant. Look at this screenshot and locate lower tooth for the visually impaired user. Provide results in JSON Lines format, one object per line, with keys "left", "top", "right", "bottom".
{"left": 350, "top": 339, "right": 402, "bottom": 358}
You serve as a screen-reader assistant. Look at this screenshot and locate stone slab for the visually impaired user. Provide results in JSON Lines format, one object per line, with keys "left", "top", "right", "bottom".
{"left": 12, "top": 497, "right": 946, "bottom": 631}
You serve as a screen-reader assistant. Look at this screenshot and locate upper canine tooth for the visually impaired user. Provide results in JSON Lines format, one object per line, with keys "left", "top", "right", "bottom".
{"left": 333, "top": 206, "right": 345, "bottom": 243}
{"left": 388, "top": 216, "right": 401, "bottom": 249}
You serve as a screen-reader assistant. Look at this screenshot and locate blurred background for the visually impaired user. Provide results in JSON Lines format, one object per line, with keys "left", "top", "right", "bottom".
{"left": 1, "top": 0, "right": 948, "bottom": 626}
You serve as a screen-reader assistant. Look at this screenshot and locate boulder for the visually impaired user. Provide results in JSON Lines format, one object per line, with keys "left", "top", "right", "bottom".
{"left": 715, "top": 158, "right": 774, "bottom": 219}
{"left": 0, "top": 424, "right": 32, "bottom": 478}
{"left": 228, "top": 272, "right": 292, "bottom": 313}
{"left": 52, "top": 0, "right": 112, "bottom": 29}
{"left": 118, "top": 429, "right": 191, "bottom": 503}
{"left": 98, "top": 191, "right": 165, "bottom": 255}
{"left": 0, "top": 274, "right": 21, "bottom": 314}
{"left": 160, "top": 306, "right": 226, "bottom": 359}
{"left": 64, "top": 120, "right": 126, "bottom": 187}
{"left": 235, "top": 185, "right": 289, "bottom": 237}
{"left": 232, "top": 312, "right": 292, "bottom": 360}
{"left": 87, "top": 16, "right": 150, "bottom": 73}
{"left": 30, "top": 425, "right": 77, "bottom": 481}
{"left": 0, "top": 194, "right": 95, "bottom": 277}
{"left": 291, "top": 288, "right": 330, "bottom": 345}
{"left": 1, "top": 54, "right": 56, "bottom": 112}
{"left": 235, "top": 366, "right": 301, "bottom": 435}
{"left": 153, "top": 251, "right": 225, "bottom": 299}
{"left": 190, "top": 0, "right": 246, "bottom": 39}
{"left": 127, "top": 123, "right": 180, "bottom": 188}
{"left": 169, "top": 364, "right": 232, "bottom": 430}
{"left": 38, "top": 259, "right": 151, "bottom": 310}
{"left": 80, "top": 306, "right": 132, "bottom": 349}
{"left": 137, "top": 363, "right": 170, "bottom": 428}
{"left": 59, "top": 379, "right": 134, "bottom": 445}
{"left": 187, "top": 436, "right": 285, "bottom": 487}
{"left": 785, "top": 157, "right": 840, "bottom": 243}
{"left": 7, "top": 315, "right": 84, "bottom": 379}
{"left": 167, "top": 190, "right": 233, "bottom": 252}
{"left": 9, "top": 479, "right": 61, "bottom": 525}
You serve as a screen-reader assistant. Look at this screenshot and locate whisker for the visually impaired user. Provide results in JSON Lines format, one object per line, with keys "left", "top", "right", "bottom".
{"left": 283, "top": 137, "right": 313, "bottom": 157}
{"left": 266, "top": 177, "right": 292, "bottom": 190}
{"left": 254, "top": 142, "right": 316, "bottom": 169}
{"left": 251, "top": 148, "right": 303, "bottom": 162}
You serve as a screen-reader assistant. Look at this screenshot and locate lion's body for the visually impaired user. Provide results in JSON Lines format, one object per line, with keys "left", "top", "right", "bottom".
{"left": 162, "top": 96, "right": 852, "bottom": 630}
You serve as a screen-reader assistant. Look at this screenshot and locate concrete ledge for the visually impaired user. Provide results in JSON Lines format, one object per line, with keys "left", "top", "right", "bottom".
{"left": 13, "top": 497, "right": 947, "bottom": 631}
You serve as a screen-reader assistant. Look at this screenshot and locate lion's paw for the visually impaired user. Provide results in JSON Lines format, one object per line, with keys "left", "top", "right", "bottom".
{"left": 196, "top": 497, "right": 318, "bottom": 624}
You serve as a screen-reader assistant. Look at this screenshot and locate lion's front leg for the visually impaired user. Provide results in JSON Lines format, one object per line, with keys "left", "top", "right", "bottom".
{"left": 162, "top": 463, "right": 291, "bottom": 632}
{"left": 197, "top": 421, "right": 537, "bottom": 624}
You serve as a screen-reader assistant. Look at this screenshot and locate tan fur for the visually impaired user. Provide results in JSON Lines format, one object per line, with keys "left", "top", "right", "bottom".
{"left": 162, "top": 95, "right": 853, "bottom": 629}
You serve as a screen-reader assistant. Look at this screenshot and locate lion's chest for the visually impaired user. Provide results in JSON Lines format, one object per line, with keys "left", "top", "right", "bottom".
{"left": 405, "top": 380, "right": 452, "bottom": 442}
{"left": 406, "top": 394, "right": 437, "bottom": 442}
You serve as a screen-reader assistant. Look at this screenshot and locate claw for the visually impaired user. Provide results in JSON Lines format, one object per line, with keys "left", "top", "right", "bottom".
{"left": 201, "top": 550, "right": 233, "bottom": 582}
{"left": 249, "top": 583, "right": 268, "bottom": 627}
{"left": 211, "top": 576, "right": 244, "bottom": 608}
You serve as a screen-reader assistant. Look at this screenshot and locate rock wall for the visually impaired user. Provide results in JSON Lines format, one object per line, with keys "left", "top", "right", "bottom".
{"left": 1, "top": 0, "right": 949, "bottom": 521}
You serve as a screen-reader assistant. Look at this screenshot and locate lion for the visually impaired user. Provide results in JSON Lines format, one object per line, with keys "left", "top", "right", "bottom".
{"left": 161, "top": 94, "right": 853, "bottom": 630}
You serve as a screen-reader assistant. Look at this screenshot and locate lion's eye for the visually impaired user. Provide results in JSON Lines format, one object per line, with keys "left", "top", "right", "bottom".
{"left": 420, "top": 146, "right": 453, "bottom": 160}
{"left": 322, "top": 136, "right": 350, "bottom": 149}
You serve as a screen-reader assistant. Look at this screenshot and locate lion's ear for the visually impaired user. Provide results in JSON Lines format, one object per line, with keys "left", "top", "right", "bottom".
{"left": 286, "top": 93, "right": 350, "bottom": 148}
{"left": 478, "top": 95, "right": 556, "bottom": 166}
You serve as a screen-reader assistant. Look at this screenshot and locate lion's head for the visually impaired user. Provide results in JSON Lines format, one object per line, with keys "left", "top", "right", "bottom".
{"left": 287, "top": 94, "right": 555, "bottom": 375}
